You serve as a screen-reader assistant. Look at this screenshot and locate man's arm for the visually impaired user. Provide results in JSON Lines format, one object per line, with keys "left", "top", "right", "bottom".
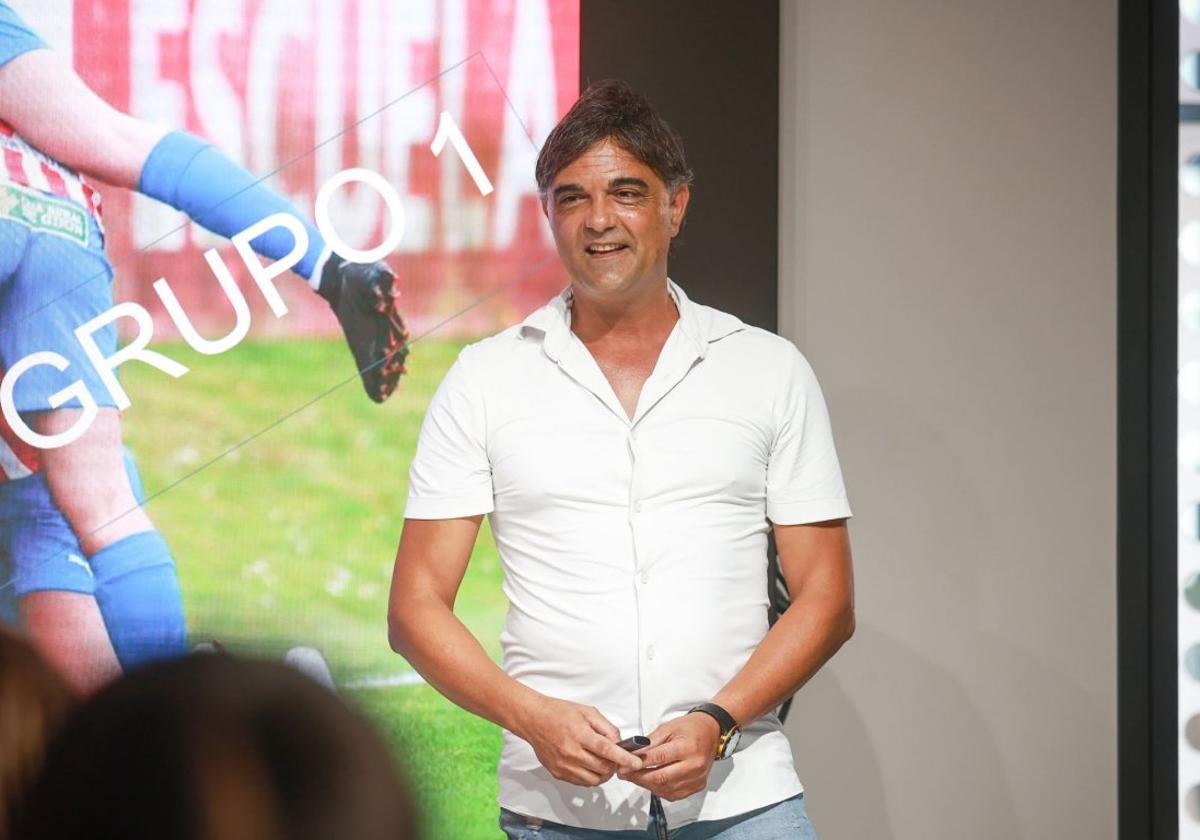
{"left": 713, "top": 518, "right": 855, "bottom": 723}
{"left": 621, "top": 518, "right": 854, "bottom": 801}
{"left": 388, "top": 517, "right": 642, "bottom": 786}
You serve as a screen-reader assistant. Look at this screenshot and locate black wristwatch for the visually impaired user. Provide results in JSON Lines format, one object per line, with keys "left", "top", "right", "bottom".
{"left": 688, "top": 702, "right": 741, "bottom": 760}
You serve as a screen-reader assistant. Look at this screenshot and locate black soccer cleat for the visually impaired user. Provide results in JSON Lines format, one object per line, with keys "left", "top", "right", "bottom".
{"left": 317, "top": 254, "right": 410, "bottom": 403}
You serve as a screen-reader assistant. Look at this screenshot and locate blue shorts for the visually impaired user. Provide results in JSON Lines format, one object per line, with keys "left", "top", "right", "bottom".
{"left": 0, "top": 448, "right": 146, "bottom": 599}
{"left": 0, "top": 204, "right": 118, "bottom": 413}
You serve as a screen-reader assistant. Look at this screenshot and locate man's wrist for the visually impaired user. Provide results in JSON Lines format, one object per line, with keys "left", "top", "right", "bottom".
{"left": 687, "top": 707, "right": 722, "bottom": 740}
{"left": 710, "top": 693, "right": 749, "bottom": 727}
{"left": 688, "top": 702, "right": 741, "bottom": 760}
{"left": 504, "top": 685, "right": 548, "bottom": 741}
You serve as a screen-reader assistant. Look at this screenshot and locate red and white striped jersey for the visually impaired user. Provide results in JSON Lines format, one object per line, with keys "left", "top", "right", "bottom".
{"left": 0, "top": 367, "right": 39, "bottom": 482}
{"left": 0, "top": 118, "right": 102, "bottom": 227}
{"left": 0, "top": 120, "right": 104, "bottom": 481}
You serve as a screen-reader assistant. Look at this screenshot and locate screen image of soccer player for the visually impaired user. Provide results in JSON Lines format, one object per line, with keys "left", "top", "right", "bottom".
{"left": 0, "top": 1, "right": 578, "bottom": 834}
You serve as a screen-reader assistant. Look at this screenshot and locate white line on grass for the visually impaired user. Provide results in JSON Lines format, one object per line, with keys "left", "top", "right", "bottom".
{"left": 345, "top": 672, "right": 427, "bottom": 690}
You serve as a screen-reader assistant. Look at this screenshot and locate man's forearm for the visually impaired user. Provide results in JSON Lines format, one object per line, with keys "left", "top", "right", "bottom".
{"left": 710, "top": 592, "right": 854, "bottom": 728}
{"left": 389, "top": 594, "right": 542, "bottom": 736}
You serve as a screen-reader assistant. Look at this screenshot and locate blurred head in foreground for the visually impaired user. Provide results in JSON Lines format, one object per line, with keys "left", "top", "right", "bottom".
{"left": 21, "top": 654, "right": 417, "bottom": 840}
{"left": 0, "top": 627, "right": 75, "bottom": 840}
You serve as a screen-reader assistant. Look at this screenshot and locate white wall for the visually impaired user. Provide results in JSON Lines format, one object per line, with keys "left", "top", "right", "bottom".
{"left": 778, "top": 2, "right": 1118, "bottom": 838}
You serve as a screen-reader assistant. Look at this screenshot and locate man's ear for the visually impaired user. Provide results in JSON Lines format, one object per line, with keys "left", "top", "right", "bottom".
{"left": 540, "top": 194, "right": 550, "bottom": 219}
{"left": 668, "top": 183, "right": 691, "bottom": 237}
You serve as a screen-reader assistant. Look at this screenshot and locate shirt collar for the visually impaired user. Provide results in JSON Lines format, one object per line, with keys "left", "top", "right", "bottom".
{"left": 518, "top": 278, "right": 745, "bottom": 363}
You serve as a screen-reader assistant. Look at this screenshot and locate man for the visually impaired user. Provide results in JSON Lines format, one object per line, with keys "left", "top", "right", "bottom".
{"left": 389, "top": 80, "right": 854, "bottom": 838}
{"left": 0, "top": 1, "right": 408, "bottom": 692}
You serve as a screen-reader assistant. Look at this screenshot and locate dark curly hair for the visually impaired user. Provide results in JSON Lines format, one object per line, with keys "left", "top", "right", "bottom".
{"left": 535, "top": 79, "right": 693, "bottom": 194}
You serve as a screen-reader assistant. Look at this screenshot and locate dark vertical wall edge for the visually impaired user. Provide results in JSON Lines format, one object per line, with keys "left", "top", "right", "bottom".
{"left": 1118, "top": 0, "right": 1178, "bottom": 837}
{"left": 1150, "top": 0, "right": 1181, "bottom": 833}
{"left": 578, "top": 1, "right": 780, "bottom": 332}
{"left": 1117, "top": 0, "right": 1150, "bottom": 832}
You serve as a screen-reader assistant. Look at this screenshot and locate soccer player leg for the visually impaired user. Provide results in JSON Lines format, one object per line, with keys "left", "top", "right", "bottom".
{"left": 2, "top": 218, "right": 185, "bottom": 670}
{"left": 138, "top": 131, "right": 409, "bottom": 401}
{"left": 3, "top": 469, "right": 122, "bottom": 693}
{"left": 0, "top": 216, "right": 119, "bottom": 689}
{"left": 138, "top": 130, "right": 328, "bottom": 279}
{"left": 29, "top": 417, "right": 187, "bottom": 674}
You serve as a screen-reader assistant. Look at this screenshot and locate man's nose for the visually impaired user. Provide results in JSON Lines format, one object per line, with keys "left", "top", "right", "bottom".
{"left": 584, "top": 198, "right": 615, "bottom": 232}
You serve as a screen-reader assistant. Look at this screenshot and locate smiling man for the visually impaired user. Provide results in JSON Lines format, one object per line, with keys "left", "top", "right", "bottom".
{"left": 388, "top": 80, "right": 855, "bottom": 839}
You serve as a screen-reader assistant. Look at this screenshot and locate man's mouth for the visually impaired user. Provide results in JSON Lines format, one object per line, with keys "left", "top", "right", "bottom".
{"left": 585, "top": 243, "right": 628, "bottom": 256}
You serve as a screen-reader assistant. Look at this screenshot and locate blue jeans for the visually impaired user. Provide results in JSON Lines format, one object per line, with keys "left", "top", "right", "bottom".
{"left": 499, "top": 793, "right": 817, "bottom": 839}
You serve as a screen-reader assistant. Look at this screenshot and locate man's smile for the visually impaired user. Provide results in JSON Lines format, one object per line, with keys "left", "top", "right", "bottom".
{"left": 584, "top": 242, "right": 629, "bottom": 258}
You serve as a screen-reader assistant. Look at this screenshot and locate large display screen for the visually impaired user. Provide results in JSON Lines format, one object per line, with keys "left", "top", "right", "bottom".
{"left": 0, "top": 1, "right": 578, "bottom": 835}
{"left": 1183, "top": 2, "right": 1200, "bottom": 834}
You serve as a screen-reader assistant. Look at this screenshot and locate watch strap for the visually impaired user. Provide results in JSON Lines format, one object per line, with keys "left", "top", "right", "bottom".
{"left": 691, "top": 700, "right": 734, "bottom": 734}
{"left": 689, "top": 702, "right": 737, "bottom": 734}
{"left": 689, "top": 702, "right": 740, "bottom": 758}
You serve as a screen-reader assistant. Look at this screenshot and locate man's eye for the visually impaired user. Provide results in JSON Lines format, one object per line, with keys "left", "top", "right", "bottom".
{"left": 616, "top": 190, "right": 639, "bottom": 199}
{"left": 559, "top": 195, "right": 582, "bottom": 206}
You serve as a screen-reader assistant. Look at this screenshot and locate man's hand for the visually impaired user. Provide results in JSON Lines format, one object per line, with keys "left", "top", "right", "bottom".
{"left": 618, "top": 712, "right": 720, "bottom": 802}
{"left": 317, "top": 254, "right": 410, "bottom": 402}
{"left": 514, "top": 695, "right": 643, "bottom": 787}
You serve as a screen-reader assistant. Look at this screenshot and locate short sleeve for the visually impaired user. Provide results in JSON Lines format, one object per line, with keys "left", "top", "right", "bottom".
{"left": 765, "top": 345, "right": 853, "bottom": 525}
{"left": 0, "top": 3, "right": 47, "bottom": 70}
{"left": 403, "top": 346, "right": 495, "bottom": 519}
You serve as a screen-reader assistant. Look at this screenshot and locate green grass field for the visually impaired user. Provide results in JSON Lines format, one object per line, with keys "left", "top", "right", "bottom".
{"left": 122, "top": 336, "right": 506, "bottom": 839}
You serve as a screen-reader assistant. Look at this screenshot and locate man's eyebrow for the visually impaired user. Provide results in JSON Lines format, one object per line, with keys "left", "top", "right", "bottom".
{"left": 552, "top": 183, "right": 584, "bottom": 198}
{"left": 610, "top": 177, "right": 649, "bottom": 190}
{"left": 550, "top": 177, "right": 650, "bottom": 197}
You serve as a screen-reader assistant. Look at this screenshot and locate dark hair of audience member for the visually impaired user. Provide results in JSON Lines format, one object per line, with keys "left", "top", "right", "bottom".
{"left": 0, "top": 626, "right": 75, "bottom": 840}
{"left": 19, "top": 653, "right": 418, "bottom": 840}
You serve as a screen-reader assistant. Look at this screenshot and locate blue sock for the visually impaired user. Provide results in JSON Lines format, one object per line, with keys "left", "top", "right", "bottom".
{"left": 138, "top": 130, "right": 327, "bottom": 280}
{"left": 89, "top": 531, "right": 186, "bottom": 670}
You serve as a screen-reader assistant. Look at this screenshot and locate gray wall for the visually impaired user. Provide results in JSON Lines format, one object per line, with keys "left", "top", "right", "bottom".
{"left": 777, "top": 2, "right": 1119, "bottom": 838}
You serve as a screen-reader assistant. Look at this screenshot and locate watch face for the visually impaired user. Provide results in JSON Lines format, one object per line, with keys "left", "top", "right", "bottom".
{"left": 720, "top": 727, "right": 741, "bottom": 759}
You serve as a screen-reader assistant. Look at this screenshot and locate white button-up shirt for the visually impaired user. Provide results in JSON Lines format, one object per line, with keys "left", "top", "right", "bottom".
{"left": 404, "top": 280, "right": 852, "bottom": 830}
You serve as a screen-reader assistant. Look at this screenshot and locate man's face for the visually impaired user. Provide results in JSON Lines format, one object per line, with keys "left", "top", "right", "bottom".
{"left": 542, "top": 139, "right": 689, "bottom": 300}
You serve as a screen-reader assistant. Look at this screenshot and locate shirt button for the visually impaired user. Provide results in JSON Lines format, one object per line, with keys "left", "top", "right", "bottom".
{"left": 633, "top": 501, "right": 643, "bottom": 513}
{"left": 646, "top": 645, "right": 656, "bottom": 660}
{"left": 640, "top": 570, "right": 650, "bottom": 585}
